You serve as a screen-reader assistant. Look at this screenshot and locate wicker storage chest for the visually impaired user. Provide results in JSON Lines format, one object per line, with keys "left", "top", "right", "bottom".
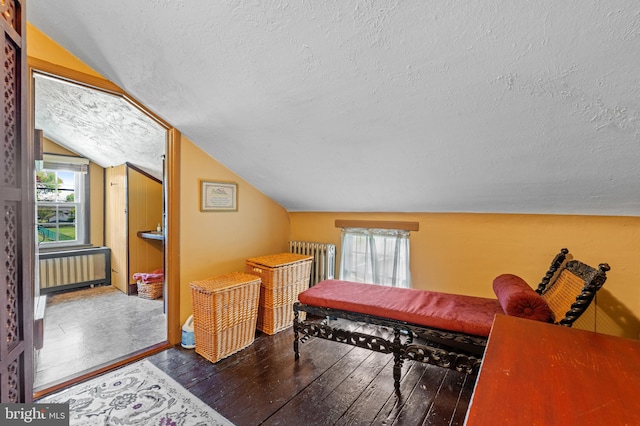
{"left": 190, "top": 272, "right": 261, "bottom": 363}
{"left": 245, "top": 253, "right": 312, "bottom": 335}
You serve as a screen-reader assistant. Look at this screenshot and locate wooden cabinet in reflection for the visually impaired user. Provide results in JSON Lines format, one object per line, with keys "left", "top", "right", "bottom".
{"left": 106, "top": 164, "right": 163, "bottom": 295}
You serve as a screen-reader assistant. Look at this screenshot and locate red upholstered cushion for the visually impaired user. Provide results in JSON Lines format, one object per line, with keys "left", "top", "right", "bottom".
{"left": 298, "top": 280, "right": 504, "bottom": 337}
{"left": 492, "top": 274, "right": 554, "bottom": 323}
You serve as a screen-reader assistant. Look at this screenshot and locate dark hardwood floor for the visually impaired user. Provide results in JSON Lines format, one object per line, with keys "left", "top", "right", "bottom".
{"left": 146, "top": 323, "right": 477, "bottom": 425}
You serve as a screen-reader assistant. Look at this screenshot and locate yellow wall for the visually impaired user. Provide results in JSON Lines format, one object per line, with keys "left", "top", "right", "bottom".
{"left": 42, "top": 137, "right": 104, "bottom": 247}
{"left": 178, "top": 140, "right": 290, "bottom": 320}
{"left": 27, "top": 23, "right": 102, "bottom": 77}
{"left": 290, "top": 212, "right": 640, "bottom": 339}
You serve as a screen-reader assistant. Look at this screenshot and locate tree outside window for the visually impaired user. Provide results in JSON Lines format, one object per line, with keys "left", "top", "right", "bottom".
{"left": 36, "top": 158, "right": 87, "bottom": 246}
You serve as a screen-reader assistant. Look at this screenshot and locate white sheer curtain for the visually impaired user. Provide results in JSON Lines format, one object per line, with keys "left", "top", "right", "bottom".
{"left": 339, "top": 227, "right": 411, "bottom": 288}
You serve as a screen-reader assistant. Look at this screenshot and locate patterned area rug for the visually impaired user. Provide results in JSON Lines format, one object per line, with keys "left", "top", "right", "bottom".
{"left": 39, "top": 360, "right": 233, "bottom": 425}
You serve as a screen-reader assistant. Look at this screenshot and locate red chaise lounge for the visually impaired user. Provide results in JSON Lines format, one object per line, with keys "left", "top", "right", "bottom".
{"left": 293, "top": 248, "right": 609, "bottom": 392}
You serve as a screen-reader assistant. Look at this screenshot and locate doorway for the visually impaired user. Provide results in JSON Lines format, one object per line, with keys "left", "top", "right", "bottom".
{"left": 30, "top": 59, "right": 179, "bottom": 392}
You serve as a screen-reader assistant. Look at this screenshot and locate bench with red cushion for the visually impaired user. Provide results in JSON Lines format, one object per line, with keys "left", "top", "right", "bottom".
{"left": 293, "top": 274, "right": 557, "bottom": 393}
{"left": 298, "top": 280, "right": 504, "bottom": 337}
{"left": 293, "top": 249, "right": 608, "bottom": 394}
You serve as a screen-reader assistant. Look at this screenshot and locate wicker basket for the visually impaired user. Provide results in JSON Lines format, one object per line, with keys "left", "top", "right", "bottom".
{"left": 245, "top": 253, "right": 312, "bottom": 335}
{"left": 190, "top": 272, "right": 261, "bottom": 363}
{"left": 259, "top": 280, "right": 309, "bottom": 307}
{"left": 137, "top": 281, "right": 163, "bottom": 300}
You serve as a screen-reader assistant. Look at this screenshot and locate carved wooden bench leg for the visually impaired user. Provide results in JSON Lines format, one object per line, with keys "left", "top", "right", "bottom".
{"left": 293, "top": 310, "right": 300, "bottom": 360}
{"left": 291, "top": 303, "right": 486, "bottom": 395}
{"left": 393, "top": 328, "right": 403, "bottom": 392}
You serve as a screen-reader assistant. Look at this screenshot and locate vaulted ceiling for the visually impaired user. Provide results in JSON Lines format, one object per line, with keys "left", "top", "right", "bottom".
{"left": 28, "top": 1, "right": 640, "bottom": 215}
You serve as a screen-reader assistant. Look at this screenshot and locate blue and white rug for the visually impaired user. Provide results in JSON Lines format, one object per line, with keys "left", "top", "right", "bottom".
{"left": 39, "top": 360, "right": 233, "bottom": 426}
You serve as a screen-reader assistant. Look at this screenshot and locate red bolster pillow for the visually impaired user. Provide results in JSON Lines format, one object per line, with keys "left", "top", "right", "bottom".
{"left": 493, "top": 274, "right": 555, "bottom": 323}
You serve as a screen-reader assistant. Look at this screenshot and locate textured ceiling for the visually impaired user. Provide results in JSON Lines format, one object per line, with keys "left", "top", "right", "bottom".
{"left": 28, "top": 1, "right": 640, "bottom": 215}
{"left": 35, "top": 74, "right": 166, "bottom": 180}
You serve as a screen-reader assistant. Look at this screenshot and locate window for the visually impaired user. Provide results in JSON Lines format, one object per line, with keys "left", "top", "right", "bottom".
{"left": 339, "top": 227, "right": 411, "bottom": 288}
{"left": 36, "top": 154, "right": 89, "bottom": 247}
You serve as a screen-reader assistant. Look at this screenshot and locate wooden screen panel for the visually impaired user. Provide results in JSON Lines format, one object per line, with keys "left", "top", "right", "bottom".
{"left": 0, "top": 0, "right": 32, "bottom": 403}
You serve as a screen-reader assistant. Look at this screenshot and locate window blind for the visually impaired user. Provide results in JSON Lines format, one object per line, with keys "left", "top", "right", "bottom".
{"left": 42, "top": 154, "right": 89, "bottom": 173}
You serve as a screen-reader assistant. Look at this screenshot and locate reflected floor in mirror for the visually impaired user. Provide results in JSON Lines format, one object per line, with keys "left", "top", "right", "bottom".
{"left": 34, "top": 285, "right": 166, "bottom": 389}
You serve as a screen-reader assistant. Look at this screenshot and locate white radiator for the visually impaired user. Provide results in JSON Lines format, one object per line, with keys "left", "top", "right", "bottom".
{"left": 289, "top": 241, "right": 336, "bottom": 286}
{"left": 39, "top": 247, "right": 111, "bottom": 293}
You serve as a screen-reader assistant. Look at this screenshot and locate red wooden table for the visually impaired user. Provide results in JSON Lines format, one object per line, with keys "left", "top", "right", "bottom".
{"left": 465, "top": 314, "right": 640, "bottom": 425}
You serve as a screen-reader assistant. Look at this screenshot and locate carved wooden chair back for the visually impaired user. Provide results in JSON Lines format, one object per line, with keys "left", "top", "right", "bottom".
{"left": 535, "top": 248, "right": 610, "bottom": 327}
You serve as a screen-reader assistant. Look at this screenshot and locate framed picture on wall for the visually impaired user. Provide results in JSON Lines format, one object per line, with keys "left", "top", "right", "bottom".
{"left": 200, "top": 180, "right": 238, "bottom": 212}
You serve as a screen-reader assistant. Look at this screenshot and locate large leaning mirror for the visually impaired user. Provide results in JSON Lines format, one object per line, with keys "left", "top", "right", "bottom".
{"left": 30, "top": 61, "right": 177, "bottom": 393}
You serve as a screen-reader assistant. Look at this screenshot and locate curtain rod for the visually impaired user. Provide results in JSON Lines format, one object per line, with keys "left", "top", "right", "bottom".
{"left": 335, "top": 220, "right": 419, "bottom": 231}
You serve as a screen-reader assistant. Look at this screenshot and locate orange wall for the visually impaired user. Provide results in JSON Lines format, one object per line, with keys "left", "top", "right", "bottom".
{"left": 290, "top": 212, "right": 640, "bottom": 339}
{"left": 178, "top": 140, "right": 290, "bottom": 320}
{"left": 27, "top": 23, "right": 102, "bottom": 77}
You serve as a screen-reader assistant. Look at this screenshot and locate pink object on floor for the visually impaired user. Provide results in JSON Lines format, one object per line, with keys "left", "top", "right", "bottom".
{"left": 132, "top": 268, "right": 164, "bottom": 284}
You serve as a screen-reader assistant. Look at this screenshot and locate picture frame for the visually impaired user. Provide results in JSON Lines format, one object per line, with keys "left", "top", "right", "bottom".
{"left": 200, "top": 180, "right": 238, "bottom": 212}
